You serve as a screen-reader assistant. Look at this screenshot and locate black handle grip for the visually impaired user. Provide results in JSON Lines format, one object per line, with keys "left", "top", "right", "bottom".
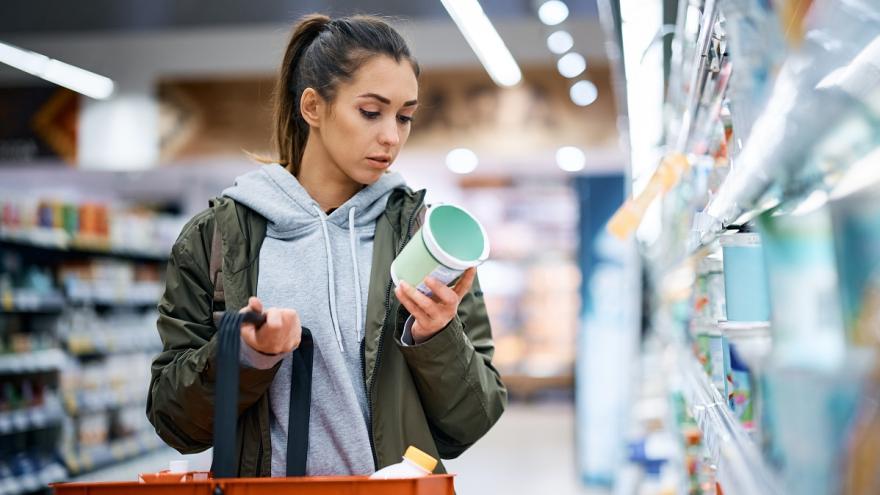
{"left": 241, "top": 310, "right": 267, "bottom": 328}
{"left": 212, "top": 310, "right": 266, "bottom": 330}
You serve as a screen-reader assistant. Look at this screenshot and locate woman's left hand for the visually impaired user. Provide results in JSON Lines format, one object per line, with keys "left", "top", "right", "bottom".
{"left": 394, "top": 267, "right": 477, "bottom": 344}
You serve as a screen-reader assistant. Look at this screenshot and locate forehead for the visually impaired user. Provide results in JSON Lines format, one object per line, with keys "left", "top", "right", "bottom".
{"left": 341, "top": 55, "right": 418, "bottom": 102}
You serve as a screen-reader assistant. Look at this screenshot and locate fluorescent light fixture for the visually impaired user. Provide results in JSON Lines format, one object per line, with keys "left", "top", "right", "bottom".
{"left": 556, "top": 146, "right": 585, "bottom": 172}
{"left": 547, "top": 30, "right": 574, "bottom": 54}
{"left": 440, "top": 0, "right": 522, "bottom": 87}
{"left": 620, "top": 0, "right": 664, "bottom": 198}
{"left": 0, "top": 41, "right": 115, "bottom": 100}
{"left": 557, "top": 52, "right": 586, "bottom": 78}
{"left": 570, "top": 80, "right": 598, "bottom": 106}
{"left": 446, "top": 148, "right": 479, "bottom": 174}
{"left": 538, "top": 1, "right": 569, "bottom": 26}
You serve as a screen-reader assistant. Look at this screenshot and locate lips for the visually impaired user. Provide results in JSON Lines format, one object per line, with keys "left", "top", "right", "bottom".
{"left": 366, "top": 155, "right": 392, "bottom": 168}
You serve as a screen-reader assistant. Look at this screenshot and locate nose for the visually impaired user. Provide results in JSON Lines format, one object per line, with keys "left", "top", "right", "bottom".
{"left": 377, "top": 118, "right": 400, "bottom": 147}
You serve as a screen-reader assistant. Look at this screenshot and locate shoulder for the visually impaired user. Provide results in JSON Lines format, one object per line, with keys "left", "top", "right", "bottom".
{"left": 168, "top": 207, "right": 215, "bottom": 278}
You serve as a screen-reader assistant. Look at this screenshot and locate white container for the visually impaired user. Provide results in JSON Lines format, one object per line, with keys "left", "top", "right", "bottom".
{"left": 369, "top": 446, "right": 437, "bottom": 480}
{"left": 168, "top": 460, "right": 189, "bottom": 473}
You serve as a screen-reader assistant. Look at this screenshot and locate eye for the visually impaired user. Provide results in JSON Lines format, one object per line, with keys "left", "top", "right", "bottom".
{"left": 398, "top": 115, "right": 414, "bottom": 124}
{"left": 359, "top": 109, "right": 380, "bottom": 120}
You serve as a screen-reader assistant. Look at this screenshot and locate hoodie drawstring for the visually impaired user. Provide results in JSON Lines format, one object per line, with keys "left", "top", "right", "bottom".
{"left": 314, "top": 205, "right": 345, "bottom": 353}
{"left": 349, "top": 207, "right": 364, "bottom": 344}
{"left": 312, "top": 205, "right": 365, "bottom": 353}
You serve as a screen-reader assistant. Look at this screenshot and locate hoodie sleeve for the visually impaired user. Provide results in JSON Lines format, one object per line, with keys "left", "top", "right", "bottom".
{"left": 146, "top": 211, "right": 280, "bottom": 453}
{"left": 393, "top": 273, "right": 508, "bottom": 459}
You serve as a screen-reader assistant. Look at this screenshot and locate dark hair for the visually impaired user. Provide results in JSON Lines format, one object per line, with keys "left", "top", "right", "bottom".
{"left": 263, "top": 14, "right": 420, "bottom": 175}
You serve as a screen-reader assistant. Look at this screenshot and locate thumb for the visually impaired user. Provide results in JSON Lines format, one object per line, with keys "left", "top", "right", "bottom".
{"left": 248, "top": 296, "right": 263, "bottom": 314}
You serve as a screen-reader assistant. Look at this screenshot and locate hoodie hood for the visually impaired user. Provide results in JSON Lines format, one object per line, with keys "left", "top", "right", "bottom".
{"left": 223, "top": 163, "right": 407, "bottom": 238}
{"left": 222, "top": 163, "right": 407, "bottom": 355}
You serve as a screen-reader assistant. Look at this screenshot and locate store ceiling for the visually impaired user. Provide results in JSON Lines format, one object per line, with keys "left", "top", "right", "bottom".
{"left": 0, "top": 0, "right": 599, "bottom": 35}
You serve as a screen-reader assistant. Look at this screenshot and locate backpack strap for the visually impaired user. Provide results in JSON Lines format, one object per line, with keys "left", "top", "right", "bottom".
{"left": 210, "top": 211, "right": 226, "bottom": 322}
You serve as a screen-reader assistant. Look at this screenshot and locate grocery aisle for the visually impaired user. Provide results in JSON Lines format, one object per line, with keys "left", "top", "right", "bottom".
{"left": 4, "top": 0, "right": 880, "bottom": 494}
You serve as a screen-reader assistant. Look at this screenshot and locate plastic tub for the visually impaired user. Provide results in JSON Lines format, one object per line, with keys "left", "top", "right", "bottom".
{"left": 719, "top": 232, "right": 771, "bottom": 322}
{"left": 390, "top": 204, "right": 489, "bottom": 296}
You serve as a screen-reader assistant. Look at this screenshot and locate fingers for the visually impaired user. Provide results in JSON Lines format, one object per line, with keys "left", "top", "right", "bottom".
{"left": 241, "top": 306, "right": 301, "bottom": 355}
{"left": 266, "top": 307, "right": 283, "bottom": 330}
{"left": 424, "top": 277, "right": 458, "bottom": 306}
{"left": 400, "top": 281, "right": 440, "bottom": 317}
{"left": 281, "top": 309, "right": 301, "bottom": 350}
{"left": 452, "top": 268, "right": 476, "bottom": 299}
{"left": 395, "top": 284, "right": 432, "bottom": 321}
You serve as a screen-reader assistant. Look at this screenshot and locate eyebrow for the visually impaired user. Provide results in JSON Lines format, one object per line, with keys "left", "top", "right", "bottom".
{"left": 358, "top": 93, "right": 418, "bottom": 107}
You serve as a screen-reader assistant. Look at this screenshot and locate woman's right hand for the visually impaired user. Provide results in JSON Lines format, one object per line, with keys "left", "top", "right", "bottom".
{"left": 240, "top": 296, "right": 301, "bottom": 355}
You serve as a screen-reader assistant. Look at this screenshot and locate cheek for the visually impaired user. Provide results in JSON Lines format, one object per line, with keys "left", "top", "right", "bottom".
{"left": 335, "top": 113, "right": 373, "bottom": 146}
{"left": 324, "top": 114, "right": 372, "bottom": 164}
{"left": 400, "top": 125, "right": 412, "bottom": 145}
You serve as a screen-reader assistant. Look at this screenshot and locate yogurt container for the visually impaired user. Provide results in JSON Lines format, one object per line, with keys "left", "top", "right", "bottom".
{"left": 391, "top": 204, "right": 490, "bottom": 296}
{"left": 719, "top": 232, "right": 771, "bottom": 322}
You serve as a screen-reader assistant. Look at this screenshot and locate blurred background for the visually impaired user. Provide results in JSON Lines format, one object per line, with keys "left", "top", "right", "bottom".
{"left": 2, "top": 0, "right": 880, "bottom": 494}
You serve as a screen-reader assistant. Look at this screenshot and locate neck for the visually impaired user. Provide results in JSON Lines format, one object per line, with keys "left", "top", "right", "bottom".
{"left": 296, "top": 134, "right": 364, "bottom": 213}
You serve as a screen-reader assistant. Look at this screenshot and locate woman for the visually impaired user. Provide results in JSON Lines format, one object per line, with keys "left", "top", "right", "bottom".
{"left": 147, "top": 13, "right": 507, "bottom": 478}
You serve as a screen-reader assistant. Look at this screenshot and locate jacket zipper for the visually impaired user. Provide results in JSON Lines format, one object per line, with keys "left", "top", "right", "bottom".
{"left": 363, "top": 191, "right": 424, "bottom": 469}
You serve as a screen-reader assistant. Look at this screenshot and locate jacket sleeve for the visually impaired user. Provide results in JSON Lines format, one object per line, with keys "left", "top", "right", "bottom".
{"left": 146, "top": 216, "right": 279, "bottom": 454}
{"left": 394, "top": 273, "right": 508, "bottom": 459}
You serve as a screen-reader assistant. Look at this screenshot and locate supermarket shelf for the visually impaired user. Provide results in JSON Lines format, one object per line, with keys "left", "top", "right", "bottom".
{"left": 0, "top": 232, "right": 168, "bottom": 263}
{"left": 0, "top": 349, "right": 66, "bottom": 375}
{"left": 66, "top": 297, "right": 159, "bottom": 310}
{"left": 0, "top": 301, "right": 65, "bottom": 315}
{"left": 679, "top": 351, "right": 783, "bottom": 495}
{"left": 1, "top": 462, "right": 67, "bottom": 495}
{"left": 64, "top": 339, "right": 161, "bottom": 358}
{"left": 63, "top": 388, "right": 146, "bottom": 417}
{"left": 0, "top": 399, "right": 65, "bottom": 436}
{"left": 64, "top": 430, "right": 163, "bottom": 476}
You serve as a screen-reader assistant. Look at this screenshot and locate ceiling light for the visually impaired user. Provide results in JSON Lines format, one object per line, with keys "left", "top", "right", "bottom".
{"left": 546, "top": 30, "right": 574, "bottom": 54}
{"left": 440, "top": 0, "right": 522, "bottom": 87}
{"left": 556, "top": 146, "right": 585, "bottom": 172}
{"left": 557, "top": 52, "right": 586, "bottom": 78}
{"left": 446, "top": 148, "right": 479, "bottom": 174}
{"left": 538, "top": 1, "right": 570, "bottom": 26}
{"left": 570, "top": 80, "right": 598, "bottom": 106}
{"left": 0, "top": 41, "right": 115, "bottom": 100}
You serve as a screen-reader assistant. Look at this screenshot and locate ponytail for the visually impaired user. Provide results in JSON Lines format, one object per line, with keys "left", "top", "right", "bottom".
{"left": 275, "top": 14, "right": 330, "bottom": 175}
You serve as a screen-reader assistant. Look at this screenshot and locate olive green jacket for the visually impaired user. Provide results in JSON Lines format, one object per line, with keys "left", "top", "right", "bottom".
{"left": 146, "top": 187, "right": 507, "bottom": 476}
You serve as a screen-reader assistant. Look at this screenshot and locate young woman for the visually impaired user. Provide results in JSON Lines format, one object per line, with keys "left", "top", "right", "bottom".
{"left": 147, "top": 14, "right": 507, "bottom": 478}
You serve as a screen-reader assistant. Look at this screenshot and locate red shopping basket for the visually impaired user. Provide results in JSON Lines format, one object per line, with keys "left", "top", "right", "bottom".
{"left": 53, "top": 312, "right": 455, "bottom": 495}
{"left": 52, "top": 475, "right": 456, "bottom": 495}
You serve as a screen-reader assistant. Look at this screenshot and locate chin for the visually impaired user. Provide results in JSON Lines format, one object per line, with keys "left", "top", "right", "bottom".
{"left": 351, "top": 168, "right": 387, "bottom": 186}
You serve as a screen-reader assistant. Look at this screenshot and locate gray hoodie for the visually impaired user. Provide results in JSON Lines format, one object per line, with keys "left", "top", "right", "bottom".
{"left": 223, "top": 164, "right": 407, "bottom": 476}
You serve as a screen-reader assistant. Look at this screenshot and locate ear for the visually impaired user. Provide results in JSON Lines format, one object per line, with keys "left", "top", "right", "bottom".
{"left": 300, "top": 87, "right": 323, "bottom": 128}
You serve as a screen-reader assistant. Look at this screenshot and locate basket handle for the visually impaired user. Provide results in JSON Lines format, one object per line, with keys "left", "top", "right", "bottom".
{"left": 213, "top": 311, "right": 313, "bottom": 478}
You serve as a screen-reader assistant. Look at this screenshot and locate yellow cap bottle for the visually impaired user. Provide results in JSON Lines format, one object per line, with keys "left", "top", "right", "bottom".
{"left": 403, "top": 446, "right": 437, "bottom": 473}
